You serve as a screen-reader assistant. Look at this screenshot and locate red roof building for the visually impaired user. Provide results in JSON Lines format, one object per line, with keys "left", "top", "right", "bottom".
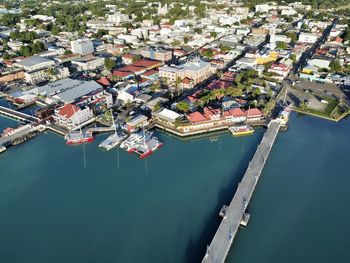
{"left": 187, "top": 112, "right": 208, "bottom": 123}
{"left": 57, "top": 104, "right": 79, "bottom": 119}
{"left": 246, "top": 108, "right": 263, "bottom": 117}
{"left": 229, "top": 108, "right": 246, "bottom": 117}
{"left": 97, "top": 77, "right": 111, "bottom": 86}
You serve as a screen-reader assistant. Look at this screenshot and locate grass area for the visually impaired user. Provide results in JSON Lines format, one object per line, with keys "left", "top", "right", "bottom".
{"left": 295, "top": 97, "right": 350, "bottom": 122}
{"left": 335, "top": 3, "right": 350, "bottom": 9}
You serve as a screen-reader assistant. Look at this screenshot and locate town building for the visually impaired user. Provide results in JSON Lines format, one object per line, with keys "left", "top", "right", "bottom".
{"left": 159, "top": 57, "right": 211, "bottom": 86}
{"left": 140, "top": 47, "right": 173, "bottom": 62}
{"left": 53, "top": 103, "right": 94, "bottom": 130}
{"left": 71, "top": 39, "right": 94, "bottom": 55}
{"left": 71, "top": 56, "right": 105, "bottom": 71}
{"left": 298, "top": 33, "right": 319, "bottom": 44}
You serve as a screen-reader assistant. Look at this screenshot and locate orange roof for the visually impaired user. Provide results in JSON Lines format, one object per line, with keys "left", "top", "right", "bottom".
{"left": 246, "top": 108, "right": 263, "bottom": 116}
{"left": 97, "top": 77, "right": 111, "bottom": 86}
{"left": 57, "top": 104, "right": 79, "bottom": 118}
{"left": 141, "top": 69, "right": 158, "bottom": 76}
{"left": 112, "top": 70, "right": 132, "bottom": 77}
{"left": 187, "top": 112, "right": 208, "bottom": 123}
{"left": 229, "top": 108, "right": 246, "bottom": 117}
{"left": 132, "top": 59, "right": 161, "bottom": 68}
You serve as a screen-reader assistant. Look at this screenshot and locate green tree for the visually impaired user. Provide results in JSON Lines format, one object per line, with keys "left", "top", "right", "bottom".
{"left": 20, "top": 46, "right": 32, "bottom": 57}
{"left": 329, "top": 59, "right": 342, "bottom": 72}
{"left": 276, "top": 41, "right": 288, "bottom": 50}
{"left": 104, "top": 58, "right": 116, "bottom": 71}
{"left": 176, "top": 101, "right": 190, "bottom": 113}
{"left": 210, "top": 31, "right": 217, "bottom": 39}
{"left": 194, "top": 28, "right": 203, "bottom": 34}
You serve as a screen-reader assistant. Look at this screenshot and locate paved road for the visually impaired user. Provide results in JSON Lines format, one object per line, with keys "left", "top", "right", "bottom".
{"left": 202, "top": 120, "right": 281, "bottom": 263}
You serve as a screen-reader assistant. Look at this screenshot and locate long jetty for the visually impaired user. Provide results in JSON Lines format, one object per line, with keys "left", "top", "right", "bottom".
{"left": 0, "top": 106, "right": 39, "bottom": 122}
{"left": 202, "top": 120, "right": 281, "bottom": 263}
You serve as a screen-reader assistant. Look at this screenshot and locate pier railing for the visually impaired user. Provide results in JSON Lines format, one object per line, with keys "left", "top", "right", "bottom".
{"left": 202, "top": 120, "right": 281, "bottom": 263}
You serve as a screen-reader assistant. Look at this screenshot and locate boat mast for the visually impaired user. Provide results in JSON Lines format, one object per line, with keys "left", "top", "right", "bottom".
{"left": 110, "top": 109, "right": 117, "bottom": 134}
{"left": 71, "top": 104, "right": 82, "bottom": 133}
{"left": 283, "top": 85, "right": 288, "bottom": 105}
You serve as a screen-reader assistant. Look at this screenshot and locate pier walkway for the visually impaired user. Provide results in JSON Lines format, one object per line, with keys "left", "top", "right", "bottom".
{"left": 0, "top": 124, "right": 45, "bottom": 146}
{"left": 0, "top": 106, "right": 39, "bottom": 123}
{"left": 202, "top": 120, "right": 281, "bottom": 263}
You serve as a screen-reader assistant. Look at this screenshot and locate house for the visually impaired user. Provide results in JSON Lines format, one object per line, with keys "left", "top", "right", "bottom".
{"left": 122, "top": 54, "right": 136, "bottom": 65}
{"left": 223, "top": 108, "right": 247, "bottom": 123}
{"left": 53, "top": 103, "right": 94, "bottom": 130}
{"left": 126, "top": 115, "right": 149, "bottom": 132}
{"left": 246, "top": 108, "right": 264, "bottom": 121}
{"left": 268, "top": 63, "right": 291, "bottom": 80}
{"left": 153, "top": 108, "right": 181, "bottom": 127}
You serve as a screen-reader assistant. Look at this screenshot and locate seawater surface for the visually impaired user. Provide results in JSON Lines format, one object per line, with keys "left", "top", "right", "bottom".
{"left": 0, "top": 116, "right": 262, "bottom": 263}
{"left": 227, "top": 113, "right": 350, "bottom": 263}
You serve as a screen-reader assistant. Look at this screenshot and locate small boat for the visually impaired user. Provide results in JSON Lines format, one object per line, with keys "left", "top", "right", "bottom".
{"left": 99, "top": 132, "right": 127, "bottom": 151}
{"left": 0, "top": 145, "right": 6, "bottom": 154}
{"left": 65, "top": 130, "right": 94, "bottom": 145}
{"left": 229, "top": 125, "right": 254, "bottom": 136}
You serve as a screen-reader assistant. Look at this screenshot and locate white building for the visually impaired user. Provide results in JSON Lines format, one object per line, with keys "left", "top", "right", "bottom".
{"left": 71, "top": 39, "right": 94, "bottom": 55}
{"left": 298, "top": 33, "right": 318, "bottom": 44}
{"left": 255, "top": 4, "right": 276, "bottom": 13}
{"left": 107, "top": 12, "right": 129, "bottom": 24}
{"left": 159, "top": 57, "right": 211, "bottom": 86}
{"left": 54, "top": 104, "right": 94, "bottom": 130}
{"left": 71, "top": 56, "right": 105, "bottom": 71}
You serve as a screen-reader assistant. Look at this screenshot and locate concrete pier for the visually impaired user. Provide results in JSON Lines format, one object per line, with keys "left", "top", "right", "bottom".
{"left": 202, "top": 120, "right": 281, "bottom": 263}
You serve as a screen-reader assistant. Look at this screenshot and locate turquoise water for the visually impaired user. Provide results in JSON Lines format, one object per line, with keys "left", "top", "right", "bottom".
{"left": 0, "top": 117, "right": 262, "bottom": 263}
{"left": 227, "top": 113, "right": 350, "bottom": 263}
{"left": 1, "top": 112, "right": 350, "bottom": 263}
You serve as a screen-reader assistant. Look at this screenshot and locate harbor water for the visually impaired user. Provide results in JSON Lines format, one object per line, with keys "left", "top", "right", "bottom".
{"left": 1, "top": 113, "right": 350, "bottom": 263}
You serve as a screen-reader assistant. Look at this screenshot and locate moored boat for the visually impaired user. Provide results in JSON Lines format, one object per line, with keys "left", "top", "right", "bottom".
{"left": 0, "top": 145, "right": 6, "bottom": 154}
{"left": 99, "top": 132, "right": 127, "bottom": 151}
{"left": 229, "top": 125, "right": 254, "bottom": 136}
{"left": 65, "top": 130, "right": 94, "bottom": 145}
{"left": 120, "top": 130, "right": 163, "bottom": 159}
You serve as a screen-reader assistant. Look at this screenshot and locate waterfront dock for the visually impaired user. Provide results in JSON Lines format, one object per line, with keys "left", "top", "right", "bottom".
{"left": 202, "top": 120, "right": 281, "bottom": 263}
{"left": 0, "top": 124, "right": 46, "bottom": 147}
{"left": 0, "top": 106, "right": 39, "bottom": 123}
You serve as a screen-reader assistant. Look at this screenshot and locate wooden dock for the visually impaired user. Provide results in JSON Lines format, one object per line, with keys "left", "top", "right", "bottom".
{"left": 202, "top": 120, "right": 281, "bottom": 263}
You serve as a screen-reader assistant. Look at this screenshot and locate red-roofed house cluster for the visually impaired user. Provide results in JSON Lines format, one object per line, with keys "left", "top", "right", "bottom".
{"left": 181, "top": 107, "right": 263, "bottom": 133}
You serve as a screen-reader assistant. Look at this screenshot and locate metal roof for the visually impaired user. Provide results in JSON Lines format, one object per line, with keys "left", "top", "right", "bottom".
{"left": 17, "top": 56, "right": 53, "bottom": 67}
{"left": 54, "top": 80, "right": 102, "bottom": 103}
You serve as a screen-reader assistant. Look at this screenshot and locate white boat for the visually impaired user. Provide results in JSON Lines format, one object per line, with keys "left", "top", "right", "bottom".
{"left": 99, "top": 110, "right": 128, "bottom": 151}
{"left": 99, "top": 132, "right": 127, "bottom": 151}
{"left": 120, "top": 128, "right": 163, "bottom": 159}
{"left": 229, "top": 125, "right": 254, "bottom": 136}
{"left": 0, "top": 145, "right": 6, "bottom": 154}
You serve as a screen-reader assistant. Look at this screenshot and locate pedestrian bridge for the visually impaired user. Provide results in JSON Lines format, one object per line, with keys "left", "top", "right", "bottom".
{"left": 202, "top": 120, "right": 281, "bottom": 263}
